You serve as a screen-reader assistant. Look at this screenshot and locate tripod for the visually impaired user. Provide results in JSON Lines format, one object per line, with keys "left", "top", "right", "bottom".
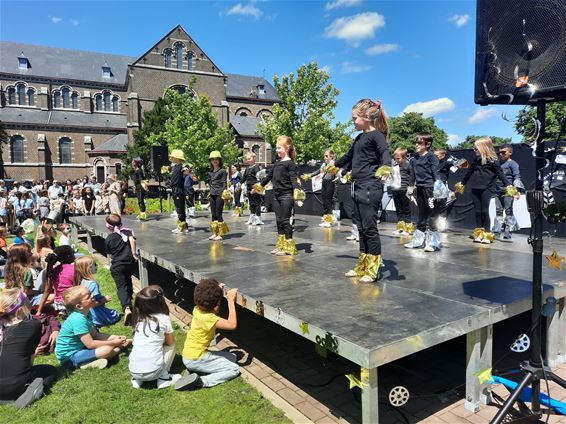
{"left": 491, "top": 100, "right": 566, "bottom": 423}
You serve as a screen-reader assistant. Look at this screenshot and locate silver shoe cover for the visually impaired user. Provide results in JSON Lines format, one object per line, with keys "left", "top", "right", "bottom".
{"left": 504, "top": 215, "right": 519, "bottom": 232}
{"left": 492, "top": 216, "right": 504, "bottom": 233}
{"left": 404, "top": 229, "right": 425, "bottom": 248}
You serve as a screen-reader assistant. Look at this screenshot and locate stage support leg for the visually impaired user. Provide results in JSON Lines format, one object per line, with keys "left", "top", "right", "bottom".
{"left": 70, "top": 223, "right": 78, "bottom": 244}
{"left": 361, "top": 367, "right": 379, "bottom": 424}
{"left": 86, "top": 231, "right": 94, "bottom": 254}
{"left": 138, "top": 258, "right": 149, "bottom": 289}
{"left": 547, "top": 297, "right": 566, "bottom": 368}
{"left": 465, "top": 325, "right": 493, "bottom": 412}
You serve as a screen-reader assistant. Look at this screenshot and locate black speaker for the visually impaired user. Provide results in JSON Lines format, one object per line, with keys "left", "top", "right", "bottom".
{"left": 150, "top": 145, "right": 169, "bottom": 171}
{"left": 475, "top": 0, "right": 566, "bottom": 105}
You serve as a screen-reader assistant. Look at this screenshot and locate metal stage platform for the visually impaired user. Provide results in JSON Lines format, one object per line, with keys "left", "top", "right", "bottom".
{"left": 71, "top": 213, "right": 566, "bottom": 423}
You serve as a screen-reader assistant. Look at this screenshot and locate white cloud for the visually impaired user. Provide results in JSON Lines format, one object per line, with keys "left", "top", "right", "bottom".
{"left": 320, "top": 65, "right": 333, "bottom": 75}
{"left": 50, "top": 16, "right": 62, "bottom": 24}
{"left": 402, "top": 98, "right": 455, "bottom": 117}
{"left": 70, "top": 18, "right": 79, "bottom": 26}
{"left": 447, "top": 134, "right": 462, "bottom": 146}
{"left": 449, "top": 14, "right": 469, "bottom": 28}
{"left": 324, "top": 12, "right": 385, "bottom": 46}
{"left": 365, "top": 43, "right": 399, "bottom": 56}
{"left": 340, "top": 61, "right": 372, "bottom": 74}
{"left": 224, "top": 3, "right": 263, "bottom": 20}
{"left": 325, "top": 0, "right": 362, "bottom": 11}
{"left": 468, "top": 108, "right": 499, "bottom": 124}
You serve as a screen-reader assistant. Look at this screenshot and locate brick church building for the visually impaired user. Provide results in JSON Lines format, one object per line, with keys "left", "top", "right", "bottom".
{"left": 0, "top": 25, "right": 279, "bottom": 182}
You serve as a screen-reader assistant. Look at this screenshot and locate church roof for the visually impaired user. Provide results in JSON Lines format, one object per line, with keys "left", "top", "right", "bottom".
{"left": 0, "top": 107, "right": 127, "bottom": 130}
{"left": 230, "top": 115, "right": 263, "bottom": 138}
{"left": 92, "top": 134, "right": 129, "bottom": 152}
{"left": 226, "top": 73, "right": 279, "bottom": 102}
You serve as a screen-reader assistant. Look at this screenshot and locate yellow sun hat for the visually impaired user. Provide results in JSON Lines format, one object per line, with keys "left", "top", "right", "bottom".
{"left": 169, "top": 149, "right": 185, "bottom": 161}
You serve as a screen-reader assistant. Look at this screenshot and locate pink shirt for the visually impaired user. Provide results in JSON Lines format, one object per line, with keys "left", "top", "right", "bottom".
{"left": 52, "top": 263, "right": 75, "bottom": 302}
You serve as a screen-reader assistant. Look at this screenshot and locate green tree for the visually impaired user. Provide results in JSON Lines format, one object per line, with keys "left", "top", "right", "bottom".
{"left": 259, "top": 62, "right": 352, "bottom": 163}
{"left": 148, "top": 90, "right": 240, "bottom": 180}
{"left": 388, "top": 112, "right": 448, "bottom": 151}
{"left": 454, "top": 135, "right": 513, "bottom": 150}
{"left": 515, "top": 101, "right": 566, "bottom": 142}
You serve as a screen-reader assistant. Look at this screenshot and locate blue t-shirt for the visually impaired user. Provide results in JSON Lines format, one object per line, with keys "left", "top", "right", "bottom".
{"left": 13, "top": 236, "right": 28, "bottom": 245}
{"left": 55, "top": 310, "right": 94, "bottom": 363}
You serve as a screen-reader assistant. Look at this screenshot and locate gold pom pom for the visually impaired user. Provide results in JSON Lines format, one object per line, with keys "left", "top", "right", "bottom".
{"left": 375, "top": 165, "right": 392, "bottom": 178}
{"left": 454, "top": 182, "right": 465, "bottom": 194}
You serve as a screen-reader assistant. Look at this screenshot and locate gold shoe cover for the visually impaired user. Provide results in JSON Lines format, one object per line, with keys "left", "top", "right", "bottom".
{"left": 396, "top": 221, "right": 406, "bottom": 231}
{"left": 275, "top": 235, "right": 285, "bottom": 251}
{"left": 362, "top": 254, "right": 381, "bottom": 281}
{"left": 217, "top": 221, "right": 230, "bottom": 236}
{"left": 210, "top": 220, "right": 219, "bottom": 235}
{"left": 323, "top": 214, "right": 334, "bottom": 224}
{"left": 346, "top": 252, "right": 367, "bottom": 277}
{"left": 282, "top": 238, "right": 298, "bottom": 255}
{"left": 178, "top": 220, "right": 187, "bottom": 231}
{"left": 404, "top": 222, "right": 415, "bottom": 235}
{"left": 472, "top": 227, "right": 484, "bottom": 240}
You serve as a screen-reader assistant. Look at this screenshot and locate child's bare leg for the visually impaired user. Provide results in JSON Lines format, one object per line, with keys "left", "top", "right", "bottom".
{"left": 95, "top": 345, "right": 121, "bottom": 360}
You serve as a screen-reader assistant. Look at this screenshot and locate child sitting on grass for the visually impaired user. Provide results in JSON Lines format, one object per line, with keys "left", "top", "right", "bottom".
{"left": 12, "top": 226, "right": 30, "bottom": 246}
{"left": 55, "top": 285, "right": 130, "bottom": 369}
{"left": 36, "top": 245, "right": 75, "bottom": 315}
{"left": 74, "top": 256, "right": 119, "bottom": 328}
{"left": 177, "top": 278, "right": 240, "bottom": 390}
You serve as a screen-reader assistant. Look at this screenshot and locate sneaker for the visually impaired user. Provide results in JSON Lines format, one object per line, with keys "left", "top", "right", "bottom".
{"left": 80, "top": 358, "right": 108, "bottom": 370}
{"left": 212, "top": 235, "right": 223, "bottom": 241}
{"left": 319, "top": 222, "right": 331, "bottom": 228}
{"left": 131, "top": 379, "right": 143, "bottom": 389}
{"left": 275, "top": 250, "right": 287, "bottom": 256}
{"left": 481, "top": 238, "right": 492, "bottom": 244}
{"left": 208, "top": 234, "right": 216, "bottom": 240}
{"left": 157, "top": 374, "right": 182, "bottom": 389}
{"left": 503, "top": 229, "right": 512, "bottom": 240}
{"left": 423, "top": 245, "right": 436, "bottom": 252}
{"left": 174, "top": 373, "right": 203, "bottom": 391}
{"left": 346, "top": 234, "right": 358, "bottom": 241}
{"left": 473, "top": 237, "right": 483, "bottom": 243}
{"left": 14, "top": 378, "right": 44, "bottom": 409}
{"left": 270, "top": 248, "right": 280, "bottom": 254}
{"left": 172, "top": 228, "right": 182, "bottom": 234}
{"left": 255, "top": 218, "right": 264, "bottom": 225}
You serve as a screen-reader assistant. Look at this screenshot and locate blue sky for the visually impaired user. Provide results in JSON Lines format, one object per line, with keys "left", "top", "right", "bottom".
{"left": 0, "top": 0, "right": 523, "bottom": 145}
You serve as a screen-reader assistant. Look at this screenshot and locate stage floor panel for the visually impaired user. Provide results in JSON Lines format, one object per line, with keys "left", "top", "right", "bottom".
{"left": 71, "top": 213, "right": 566, "bottom": 368}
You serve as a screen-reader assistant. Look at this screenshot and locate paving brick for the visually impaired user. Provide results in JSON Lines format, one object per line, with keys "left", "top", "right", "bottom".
{"left": 295, "top": 401, "right": 327, "bottom": 422}
{"left": 277, "top": 387, "right": 306, "bottom": 406}
{"left": 437, "top": 410, "right": 471, "bottom": 423}
{"left": 262, "top": 376, "right": 286, "bottom": 392}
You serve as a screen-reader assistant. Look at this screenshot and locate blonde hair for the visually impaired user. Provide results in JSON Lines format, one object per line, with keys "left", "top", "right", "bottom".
{"left": 73, "top": 256, "right": 94, "bottom": 287}
{"left": 0, "top": 289, "right": 31, "bottom": 325}
{"left": 276, "top": 136, "right": 296, "bottom": 161}
{"left": 35, "top": 235, "right": 52, "bottom": 255}
{"left": 393, "top": 147, "right": 407, "bottom": 158}
{"left": 245, "top": 152, "right": 256, "bottom": 161}
{"left": 352, "top": 99, "right": 389, "bottom": 138}
{"left": 62, "top": 285, "right": 89, "bottom": 311}
{"left": 474, "top": 137, "right": 497, "bottom": 164}
{"left": 324, "top": 149, "right": 336, "bottom": 160}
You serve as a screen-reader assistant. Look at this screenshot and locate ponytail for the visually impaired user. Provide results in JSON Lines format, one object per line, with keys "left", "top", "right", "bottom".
{"left": 45, "top": 245, "right": 75, "bottom": 286}
{"left": 276, "top": 135, "right": 296, "bottom": 161}
{"left": 352, "top": 98, "right": 389, "bottom": 139}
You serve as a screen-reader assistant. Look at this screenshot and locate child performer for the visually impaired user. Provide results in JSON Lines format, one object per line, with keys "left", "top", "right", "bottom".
{"left": 178, "top": 279, "right": 240, "bottom": 390}
{"left": 242, "top": 152, "right": 263, "bottom": 225}
{"left": 390, "top": 148, "right": 412, "bottom": 236}
{"left": 433, "top": 148, "right": 452, "bottom": 232}
{"left": 132, "top": 157, "right": 148, "bottom": 221}
{"left": 455, "top": 137, "right": 515, "bottom": 243}
{"left": 254, "top": 136, "right": 303, "bottom": 256}
{"left": 493, "top": 145, "right": 523, "bottom": 239}
{"left": 183, "top": 165, "right": 197, "bottom": 218}
{"left": 302, "top": 149, "right": 340, "bottom": 228}
{"left": 168, "top": 149, "right": 188, "bottom": 234}
{"left": 208, "top": 151, "right": 229, "bottom": 241}
{"left": 404, "top": 134, "right": 443, "bottom": 252}
{"left": 335, "top": 99, "right": 391, "bottom": 283}
{"left": 230, "top": 165, "right": 243, "bottom": 217}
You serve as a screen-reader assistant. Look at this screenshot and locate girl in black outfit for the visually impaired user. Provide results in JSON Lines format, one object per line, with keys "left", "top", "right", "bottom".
{"left": 131, "top": 158, "right": 147, "bottom": 220}
{"left": 255, "top": 136, "right": 303, "bottom": 256}
{"left": 208, "top": 151, "right": 229, "bottom": 241}
{"left": 335, "top": 99, "right": 392, "bottom": 283}
{"left": 0, "top": 289, "right": 58, "bottom": 408}
{"left": 82, "top": 186, "right": 96, "bottom": 216}
{"left": 456, "top": 137, "right": 513, "bottom": 243}
{"left": 242, "top": 152, "right": 263, "bottom": 225}
{"left": 303, "top": 149, "right": 339, "bottom": 228}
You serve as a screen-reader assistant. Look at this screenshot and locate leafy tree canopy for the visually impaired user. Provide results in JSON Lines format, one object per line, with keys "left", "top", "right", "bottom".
{"left": 515, "top": 101, "right": 566, "bottom": 143}
{"left": 388, "top": 112, "right": 448, "bottom": 151}
{"left": 453, "top": 135, "right": 513, "bottom": 150}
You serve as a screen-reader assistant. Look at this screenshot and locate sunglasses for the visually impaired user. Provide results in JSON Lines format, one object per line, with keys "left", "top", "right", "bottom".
{"left": 499, "top": 151, "right": 509, "bottom": 155}
{"left": 415, "top": 141, "right": 426, "bottom": 145}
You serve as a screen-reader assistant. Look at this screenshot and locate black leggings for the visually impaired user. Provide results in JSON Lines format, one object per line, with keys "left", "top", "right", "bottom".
{"left": 0, "top": 365, "right": 58, "bottom": 400}
{"left": 110, "top": 264, "right": 134, "bottom": 311}
{"left": 391, "top": 189, "right": 411, "bottom": 222}
{"left": 173, "top": 189, "right": 186, "bottom": 221}
{"left": 352, "top": 180, "right": 383, "bottom": 255}
{"left": 185, "top": 189, "right": 195, "bottom": 208}
{"left": 234, "top": 189, "right": 242, "bottom": 208}
{"left": 209, "top": 194, "right": 224, "bottom": 222}
{"left": 273, "top": 193, "right": 294, "bottom": 239}
{"left": 135, "top": 186, "right": 146, "bottom": 213}
{"left": 416, "top": 186, "right": 437, "bottom": 232}
{"left": 321, "top": 179, "right": 335, "bottom": 215}
{"left": 471, "top": 188, "right": 493, "bottom": 230}
{"left": 248, "top": 191, "right": 261, "bottom": 216}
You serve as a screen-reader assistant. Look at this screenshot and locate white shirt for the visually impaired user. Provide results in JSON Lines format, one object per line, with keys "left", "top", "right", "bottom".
{"left": 48, "top": 185, "right": 63, "bottom": 199}
{"left": 59, "top": 234, "right": 71, "bottom": 246}
{"left": 129, "top": 314, "right": 173, "bottom": 374}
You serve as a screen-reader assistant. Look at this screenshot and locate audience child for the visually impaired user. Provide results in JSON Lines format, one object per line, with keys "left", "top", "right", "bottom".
{"left": 74, "top": 256, "right": 119, "bottom": 328}
{"left": 4, "top": 243, "right": 43, "bottom": 306}
{"left": 178, "top": 279, "right": 240, "bottom": 390}
{"left": 36, "top": 245, "right": 75, "bottom": 315}
{"left": 0, "top": 289, "right": 58, "bottom": 408}
{"left": 0, "top": 226, "right": 7, "bottom": 264}
{"left": 82, "top": 186, "right": 96, "bottom": 216}
{"left": 37, "top": 190, "right": 50, "bottom": 219}
{"left": 12, "top": 226, "right": 30, "bottom": 246}
{"left": 390, "top": 147, "right": 412, "bottom": 235}
{"left": 105, "top": 213, "right": 137, "bottom": 325}
{"left": 129, "top": 285, "right": 196, "bottom": 390}
{"left": 58, "top": 224, "right": 72, "bottom": 247}
{"left": 54, "top": 286, "right": 129, "bottom": 369}
{"left": 0, "top": 191, "right": 8, "bottom": 223}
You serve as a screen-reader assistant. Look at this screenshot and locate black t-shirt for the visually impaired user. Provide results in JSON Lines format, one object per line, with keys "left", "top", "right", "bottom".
{"left": 133, "top": 169, "right": 144, "bottom": 187}
{"left": 105, "top": 233, "right": 135, "bottom": 267}
{"left": 242, "top": 164, "right": 260, "bottom": 188}
{"left": 461, "top": 158, "right": 510, "bottom": 190}
{"left": 437, "top": 158, "right": 451, "bottom": 183}
{"left": 0, "top": 319, "right": 41, "bottom": 397}
{"left": 409, "top": 151, "right": 439, "bottom": 188}
{"left": 260, "top": 160, "right": 300, "bottom": 195}
{"left": 208, "top": 168, "right": 227, "bottom": 196}
{"left": 83, "top": 194, "right": 94, "bottom": 211}
{"left": 170, "top": 163, "right": 184, "bottom": 193}
{"left": 335, "top": 130, "right": 391, "bottom": 183}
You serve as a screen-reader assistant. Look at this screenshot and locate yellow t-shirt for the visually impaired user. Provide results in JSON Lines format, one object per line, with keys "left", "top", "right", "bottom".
{"left": 182, "top": 307, "right": 220, "bottom": 360}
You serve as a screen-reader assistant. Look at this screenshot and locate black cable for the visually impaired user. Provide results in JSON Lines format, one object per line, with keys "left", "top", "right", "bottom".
{"left": 540, "top": 354, "right": 551, "bottom": 424}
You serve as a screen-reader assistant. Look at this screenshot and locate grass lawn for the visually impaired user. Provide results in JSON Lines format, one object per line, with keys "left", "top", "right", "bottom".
{"left": 0, "top": 251, "right": 289, "bottom": 424}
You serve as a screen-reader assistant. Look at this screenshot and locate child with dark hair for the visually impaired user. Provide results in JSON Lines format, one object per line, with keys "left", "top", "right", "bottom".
{"left": 4, "top": 243, "right": 43, "bottom": 306}
{"left": 131, "top": 157, "right": 147, "bottom": 221}
{"left": 242, "top": 152, "right": 263, "bottom": 225}
{"left": 129, "top": 285, "right": 196, "bottom": 390}
{"left": 36, "top": 245, "right": 75, "bottom": 315}
{"left": 208, "top": 151, "right": 229, "bottom": 241}
{"left": 105, "top": 213, "right": 137, "bottom": 325}
{"left": 12, "top": 226, "right": 29, "bottom": 246}
{"left": 178, "top": 279, "right": 240, "bottom": 390}
{"left": 390, "top": 147, "right": 412, "bottom": 235}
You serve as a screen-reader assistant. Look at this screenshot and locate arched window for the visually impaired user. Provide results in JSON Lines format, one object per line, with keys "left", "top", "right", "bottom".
{"left": 27, "top": 88, "right": 35, "bottom": 106}
{"left": 252, "top": 145, "right": 260, "bottom": 156}
{"left": 175, "top": 42, "right": 184, "bottom": 70}
{"left": 7, "top": 87, "right": 16, "bottom": 105}
{"left": 164, "top": 49, "right": 172, "bottom": 68}
{"left": 257, "top": 109, "right": 273, "bottom": 118}
{"left": 53, "top": 91, "right": 61, "bottom": 108}
{"left": 170, "top": 85, "right": 187, "bottom": 95}
{"left": 95, "top": 94, "right": 102, "bottom": 111}
{"left": 112, "top": 96, "right": 119, "bottom": 112}
{"left": 17, "top": 83, "right": 25, "bottom": 105}
{"left": 10, "top": 135, "right": 25, "bottom": 163}
{"left": 71, "top": 92, "right": 79, "bottom": 109}
{"left": 103, "top": 91, "right": 111, "bottom": 112}
{"left": 59, "top": 137, "right": 72, "bottom": 164}
{"left": 187, "top": 51, "right": 193, "bottom": 70}
{"left": 62, "top": 87, "right": 70, "bottom": 108}
{"left": 236, "top": 107, "right": 252, "bottom": 117}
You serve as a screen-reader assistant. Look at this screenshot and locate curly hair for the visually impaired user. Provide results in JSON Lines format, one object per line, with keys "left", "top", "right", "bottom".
{"left": 194, "top": 278, "right": 223, "bottom": 312}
